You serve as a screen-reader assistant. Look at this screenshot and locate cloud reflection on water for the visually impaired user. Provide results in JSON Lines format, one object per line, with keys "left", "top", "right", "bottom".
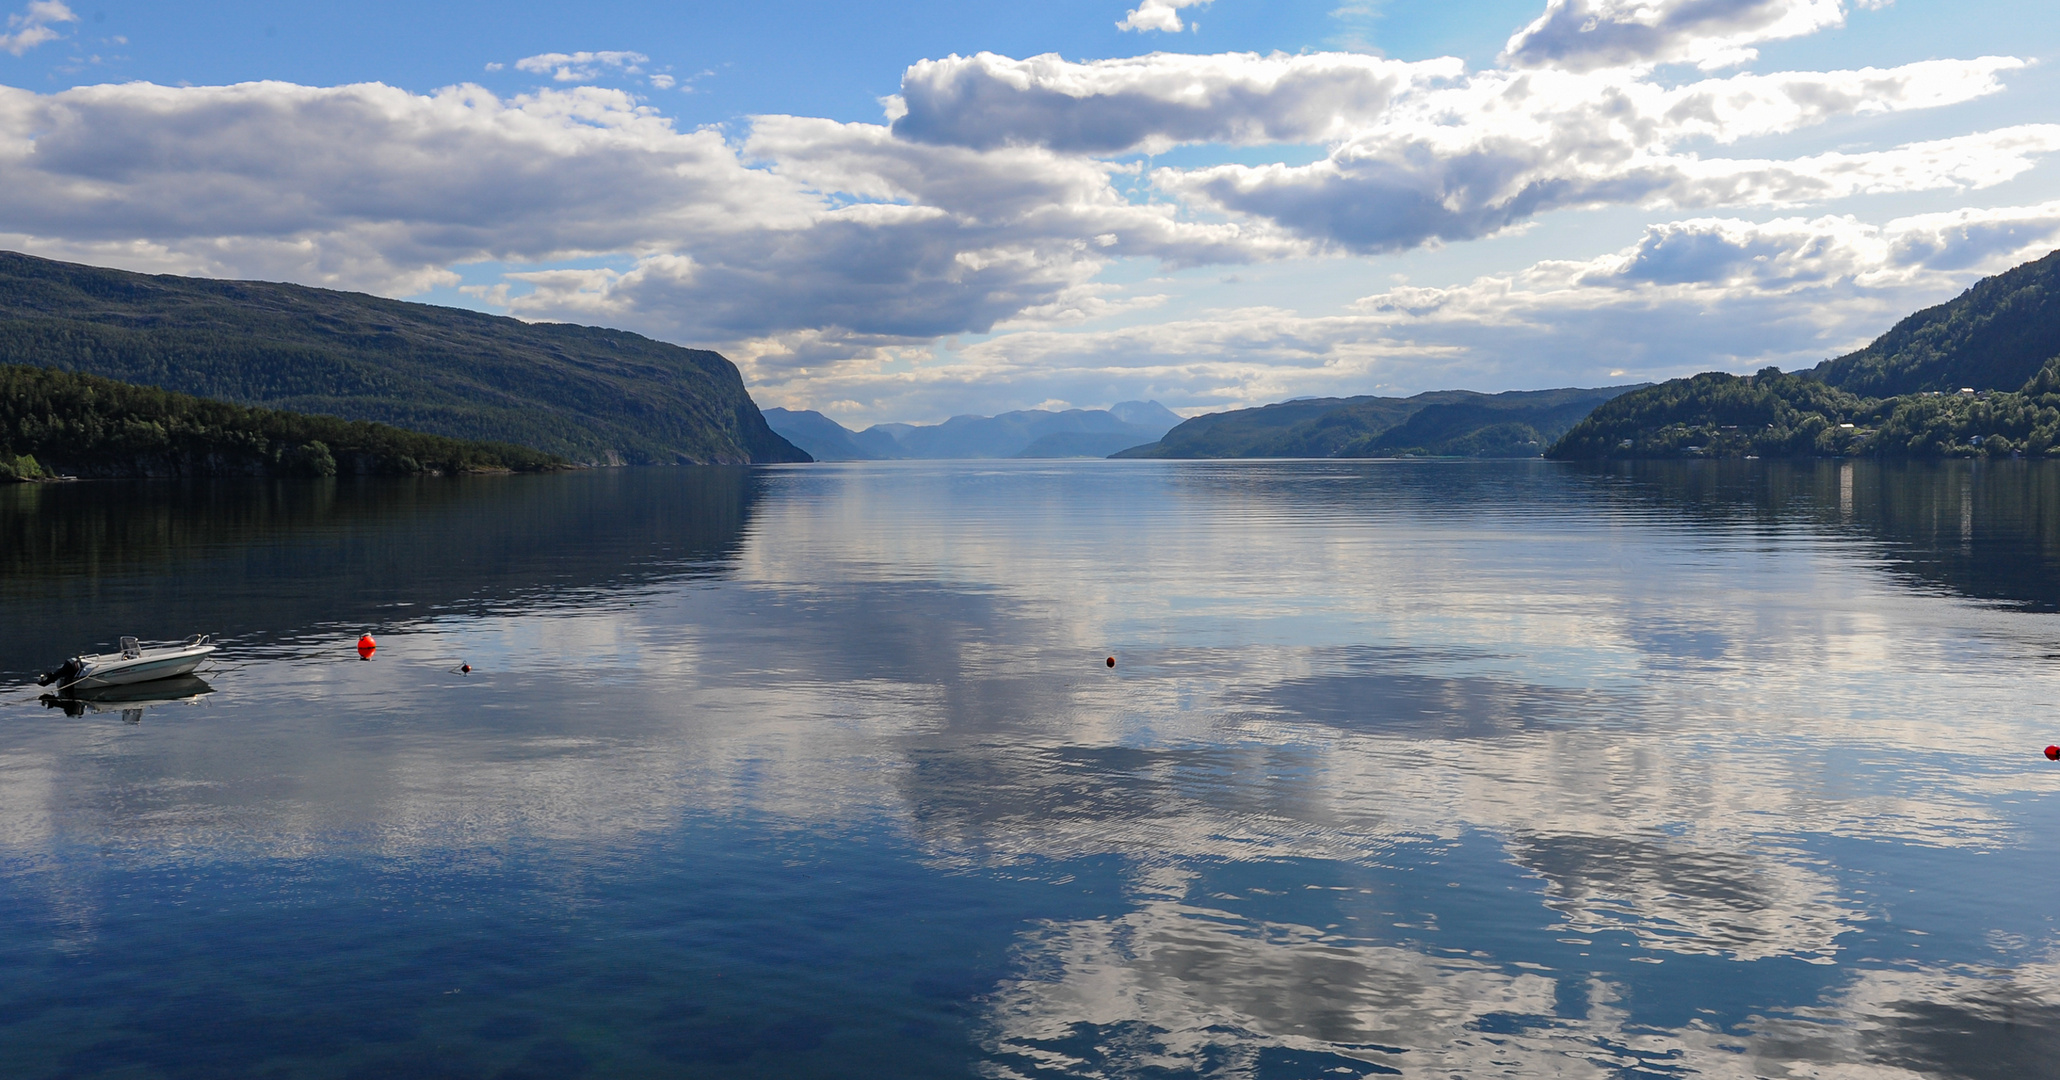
{"left": 984, "top": 898, "right": 1572, "bottom": 1079}
{"left": 4, "top": 461, "right": 2060, "bottom": 1078}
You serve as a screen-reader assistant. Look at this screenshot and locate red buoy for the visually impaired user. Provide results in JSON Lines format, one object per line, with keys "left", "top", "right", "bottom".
{"left": 460, "top": 664, "right": 471, "bottom": 674}
{"left": 357, "top": 633, "right": 377, "bottom": 659}
{"left": 2046, "top": 745, "right": 2059, "bottom": 761}
{"left": 1106, "top": 656, "right": 1116, "bottom": 668}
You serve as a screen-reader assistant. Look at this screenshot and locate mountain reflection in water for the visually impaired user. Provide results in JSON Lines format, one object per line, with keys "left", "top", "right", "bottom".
{"left": 2, "top": 460, "right": 2058, "bottom": 1080}
{"left": 1589, "top": 458, "right": 2060, "bottom": 611}
{"left": 0, "top": 467, "right": 762, "bottom": 675}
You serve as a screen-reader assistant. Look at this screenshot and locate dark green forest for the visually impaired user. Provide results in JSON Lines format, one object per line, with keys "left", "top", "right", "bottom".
{"left": 1812, "top": 247, "right": 2060, "bottom": 396}
{"left": 1549, "top": 361, "right": 2060, "bottom": 460}
{"left": 0, "top": 364, "right": 566, "bottom": 480}
{"left": 0, "top": 251, "right": 807, "bottom": 465}
{"left": 1551, "top": 246, "right": 2060, "bottom": 460}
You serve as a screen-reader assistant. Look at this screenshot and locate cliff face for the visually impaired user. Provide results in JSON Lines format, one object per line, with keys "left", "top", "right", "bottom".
{"left": 0, "top": 251, "right": 809, "bottom": 465}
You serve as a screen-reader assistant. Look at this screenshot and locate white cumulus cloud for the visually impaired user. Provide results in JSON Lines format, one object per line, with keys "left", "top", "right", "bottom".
{"left": 892, "top": 50, "right": 1464, "bottom": 154}
{"left": 512, "top": 50, "right": 650, "bottom": 83}
{"left": 1117, "top": 0, "right": 1209, "bottom": 34}
{"left": 1, "top": 0, "right": 74, "bottom": 56}
{"left": 0, "top": 78, "right": 1291, "bottom": 355}
{"left": 888, "top": 48, "right": 2034, "bottom": 252}
{"left": 0, "top": 80, "right": 812, "bottom": 294}
{"left": 1171, "top": 124, "right": 2060, "bottom": 254}
{"left": 1152, "top": 61, "right": 2042, "bottom": 253}
{"left": 486, "top": 113, "right": 1294, "bottom": 349}
{"left": 896, "top": 51, "right": 2021, "bottom": 155}
{"left": 746, "top": 203, "right": 2060, "bottom": 423}
{"left": 1503, "top": 0, "right": 1856, "bottom": 72}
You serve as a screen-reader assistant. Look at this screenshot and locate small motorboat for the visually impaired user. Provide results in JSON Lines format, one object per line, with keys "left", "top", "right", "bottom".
{"left": 38, "top": 635, "right": 216, "bottom": 690}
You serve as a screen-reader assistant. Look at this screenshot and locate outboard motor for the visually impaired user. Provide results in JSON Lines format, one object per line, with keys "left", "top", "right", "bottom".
{"left": 38, "top": 658, "right": 80, "bottom": 687}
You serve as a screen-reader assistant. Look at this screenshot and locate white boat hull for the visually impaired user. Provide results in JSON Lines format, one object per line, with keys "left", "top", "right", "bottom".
{"left": 67, "top": 644, "right": 216, "bottom": 689}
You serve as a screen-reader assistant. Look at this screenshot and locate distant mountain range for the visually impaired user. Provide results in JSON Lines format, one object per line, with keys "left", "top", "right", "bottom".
{"left": 1551, "top": 246, "right": 2060, "bottom": 459}
{"left": 0, "top": 251, "right": 807, "bottom": 465}
{"left": 1115, "top": 386, "right": 1644, "bottom": 459}
{"left": 764, "top": 401, "right": 1183, "bottom": 460}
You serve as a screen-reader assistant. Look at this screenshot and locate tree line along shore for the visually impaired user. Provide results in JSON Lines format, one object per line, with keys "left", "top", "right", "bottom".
{"left": 1546, "top": 360, "right": 2060, "bottom": 461}
{"left": 0, "top": 364, "right": 567, "bottom": 481}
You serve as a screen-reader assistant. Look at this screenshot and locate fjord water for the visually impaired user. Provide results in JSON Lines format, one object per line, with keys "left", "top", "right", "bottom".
{"left": 4, "top": 461, "right": 2060, "bottom": 1079}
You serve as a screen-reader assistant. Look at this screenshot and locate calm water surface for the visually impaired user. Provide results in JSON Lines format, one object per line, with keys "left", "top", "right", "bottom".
{"left": 4, "top": 460, "right": 2060, "bottom": 1079}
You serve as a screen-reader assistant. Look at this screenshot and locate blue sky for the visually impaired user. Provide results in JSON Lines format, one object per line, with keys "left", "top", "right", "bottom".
{"left": 3, "top": 0, "right": 2057, "bottom": 423}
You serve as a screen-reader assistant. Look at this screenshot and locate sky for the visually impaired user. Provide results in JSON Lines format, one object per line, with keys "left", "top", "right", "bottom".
{"left": 1, "top": 0, "right": 2057, "bottom": 425}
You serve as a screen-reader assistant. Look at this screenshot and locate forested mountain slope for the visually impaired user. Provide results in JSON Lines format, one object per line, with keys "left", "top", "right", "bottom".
{"left": 0, "top": 364, "right": 565, "bottom": 479}
{"left": 1551, "top": 247, "right": 2060, "bottom": 460}
{"left": 1116, "top": 386, "right": 1643, "bottom": 458}
{"left": 1549, "top": 361, "right": 2060, "bottom": 460}
{"left": 0, "top": 251, "right": 807, "bottom": 465}
{"left": 1812, "top": 248, "right": 2060, "bottom": 396}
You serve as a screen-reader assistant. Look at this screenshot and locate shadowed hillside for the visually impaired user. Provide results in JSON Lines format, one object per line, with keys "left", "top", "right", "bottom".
{"left": 0, "top": 364, "right": 566, "bottom": 480}
{"left": 0, "top": 251, "right": 808, "bottom": 465}
{"left": 1117, "top": 386, "right": 1642, "bottom": 458}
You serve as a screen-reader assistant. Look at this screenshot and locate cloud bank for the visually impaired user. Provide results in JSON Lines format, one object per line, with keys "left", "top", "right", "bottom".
{"left": 892, "top": 51, "right": 1463, "bottom": 154}
{"left": 744, "top": 202, "right": 2060, "bottom": 422}
{"left": 896, "top": 50, "right": 2037, "bottom": 253}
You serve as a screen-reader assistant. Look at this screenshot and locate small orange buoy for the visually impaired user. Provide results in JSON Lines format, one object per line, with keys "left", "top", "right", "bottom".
{"left": 1106, "top": 656, "right": 1116, "bottom": 668}
{"left": 357, "top": 633, "right": 377, "bottom": 659}
{"left": 460, "top": 664, "right": 471, "bottom": 674}
{"left": 2046, "top": 745, "right": 2059, "bottom": 761}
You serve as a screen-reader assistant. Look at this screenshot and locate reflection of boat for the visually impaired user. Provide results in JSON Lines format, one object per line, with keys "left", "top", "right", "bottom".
{"left": 38, "top": 635, "right": 216, "bottom": 690}
{"left": 40, "top": 675, "right": 214, "bottom": 719}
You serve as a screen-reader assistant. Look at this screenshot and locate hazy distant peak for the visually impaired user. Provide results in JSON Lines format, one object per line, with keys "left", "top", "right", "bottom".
{"left": 1108, "top": 400, "right": 1183, "bottom": 428}
{"left": 763, "top": 402, "right": 1181, "bottom": 459}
